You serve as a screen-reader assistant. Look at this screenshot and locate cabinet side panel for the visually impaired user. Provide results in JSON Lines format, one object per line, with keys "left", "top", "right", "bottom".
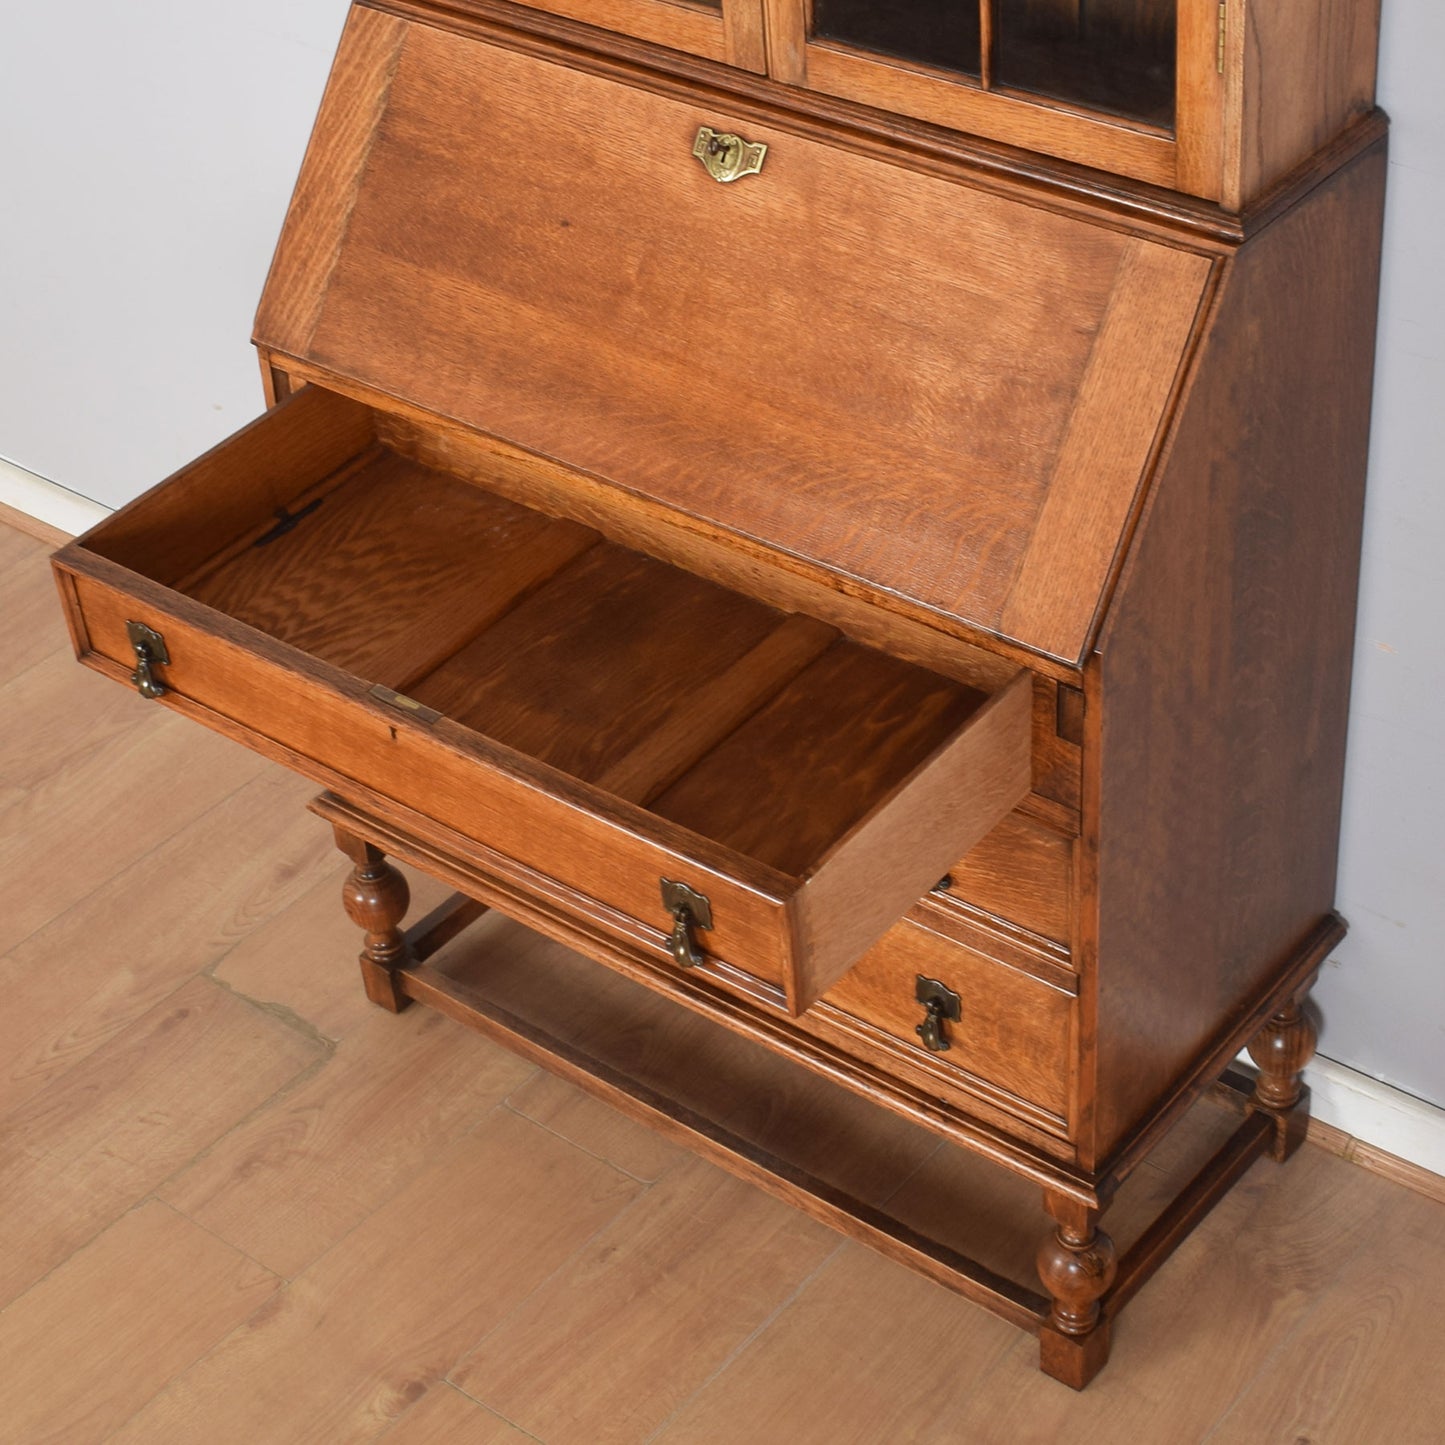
{"left": 1237, "top": 0, "right": 1380, "bottom": 205}
{"left": 1086, "top": 141, "right": 1387, "bottom": 1164}
{"left": 254, "top": 5, "right": 407, "bottom": 358}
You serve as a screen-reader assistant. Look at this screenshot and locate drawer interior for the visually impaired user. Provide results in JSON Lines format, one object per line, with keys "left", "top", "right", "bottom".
{"left": 69, "top": 386, "right": 1031, "bottom": 1010}
{"left": 85, "top": 391, "right": 997, "bottom": 889}
{"left": 173, "top": 450, "right": 983, "bottom": 879}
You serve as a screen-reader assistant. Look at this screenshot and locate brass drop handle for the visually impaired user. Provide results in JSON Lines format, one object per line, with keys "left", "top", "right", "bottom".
{"left": 126, "top": 621, "right": 170, "bottom": 701}
{"left": 915, "top": 975, "right": 962, "bottom": 1053}
{"left": 661, "top": 878, "right": 713, "bottom": 969}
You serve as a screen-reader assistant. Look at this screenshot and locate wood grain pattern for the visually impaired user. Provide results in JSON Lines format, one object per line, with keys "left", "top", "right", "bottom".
{"left": 0, "top": 770, "right": 330, "bottom": 1117}
{"left": 998, "top": 239, "right": 1214, "bottom": 661}
{"left": 817, "top": 917, "right": 1074, "bottom": 1121}
{"left": 413, "top": 541, "right": 831, "bottom": 799}
{"left": 254, "top": 5, "right": 408, "bottom": 355}
{"left": 651, "top": 642, "right": 987, "bottom": 875}
{"left": 10, "top": 517, "right": 1435, "bottom": 1428}
{"left": 724, "top": 0, "right": 769, "bottom": 73}
{"left": 112, "top": 1111, "right": 642, "bottom": 1445}
{"left": 504, "top": 1069, "right": 684, "bottom": 1182}
{"left": 268, "top": 20, "right": 1210, "bottom": 658}
{"left": 0, "top": 703, "right": 267, "bottom": 957}
{"left": 0, "top": 530, "right": 71, "bottom": 687}
{"left": 62, "top": 433, "right": 1027, "bottom": 1013}
{"left": 0, "top": 977, "right": 320, "bottom": 1309}
{"left": 187, "top": 450, "right": 596, "bottom": 686}
{"left": 81, "top": 383, "right": 376, "bottom": 590}
{"left": 653, "top": 1245, "right": 1016, "bottom": 1442}
{"left": 508, "top": 0, "right": 730, "bottom": 65}
{"left": 384, "top": 1387, "right": 535, "bottom": 1444}
{"left": 1210, "top": 1190, "right": 1445, "bottom": 1443}
{"left": 790, "top": 668, "right": 1032, "bottom": 1007}
{"left": 213, "top": 855, "right": 456, "bottom": 1043}
{"left": 376, "top": 406, "right": 1034, "bottom": 690}
{"left": 1174, "top": 0, "right": 1228, "bottom": 200}
{"left": 450, "top": 1158, "right": 837, "bottom": 1445}
{"left": 1235, "top": 0, "right": 1380, "bottom": 207}
{"left": 158, "top": 1006, "right": 534, "bottom": 1277}
{"left": 936, "top": 810, "right": 1073, "bottom": 946}
{"left": 800, "top": 41, "right": 1176, "bottom": 187}
{"left": 0, "top": 1201, "right": 278, "bottom": 1445}
{"left": 1086, "top": 142, "right": 1388, "bottom": 1164}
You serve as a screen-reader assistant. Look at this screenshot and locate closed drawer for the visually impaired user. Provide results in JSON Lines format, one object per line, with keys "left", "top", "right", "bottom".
{"left": 928, "top": 811, "right": 1074, "bottom": 950}
{"left": 54, "top": 385, "right": 1031, "bottom": 1016}
{"left": 813, "top": 919, "right": 1075, "bottom": 1133}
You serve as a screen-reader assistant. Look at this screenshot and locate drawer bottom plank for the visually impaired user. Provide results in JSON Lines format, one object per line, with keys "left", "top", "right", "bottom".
{"left": 398, "top": 960, "right": 1052, "bottom": 1333}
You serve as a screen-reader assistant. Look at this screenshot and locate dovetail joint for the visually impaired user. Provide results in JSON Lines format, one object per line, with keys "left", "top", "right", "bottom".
{"left": 1217, "top": 2, "right": 1227, "bottom": 74}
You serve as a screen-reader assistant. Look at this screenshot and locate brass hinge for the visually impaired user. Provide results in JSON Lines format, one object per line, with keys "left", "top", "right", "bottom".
{"left": 1217, "top": 2, "right": 1227, "bottom": 74}
{"left": 369, "top": 684, "right": 442, "bottom": 725}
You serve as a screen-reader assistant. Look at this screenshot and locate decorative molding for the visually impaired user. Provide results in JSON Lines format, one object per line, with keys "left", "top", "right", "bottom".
{"left": 0, "top": 456, "right": 110, "bottom": 543}
{"left": 1305, "top": 1055, "right": 1445, "bottom": 1203}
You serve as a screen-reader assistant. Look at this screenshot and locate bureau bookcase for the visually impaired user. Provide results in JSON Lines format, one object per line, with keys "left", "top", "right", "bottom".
{"left": 52, "top": 0, "right": 1386, "bottom": 1386}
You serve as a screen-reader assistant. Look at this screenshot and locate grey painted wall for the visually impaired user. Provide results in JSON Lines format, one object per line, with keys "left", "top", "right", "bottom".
{"left": 2, "top": 4, "right": 1440, "bottom": 1105}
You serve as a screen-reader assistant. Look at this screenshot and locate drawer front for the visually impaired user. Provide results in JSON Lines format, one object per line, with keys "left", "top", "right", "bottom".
{"left": 815, "top": 920, "right": 1074, "bottom": 1129}
{"left": 57, "top": 477, "right": 1029, "bottom": 1019}
{"left": 59, "top": 565, "right": 795, "bottom": 997}
{"left": 931, "top": 811, "right": 1073, "bottom": 950}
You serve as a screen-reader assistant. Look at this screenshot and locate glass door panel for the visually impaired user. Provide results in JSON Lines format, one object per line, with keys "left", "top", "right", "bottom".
{"left": 812, "top": 0, "right": 980, "bottom": 79}
{"left": 993, "top": 0, "right": 1176, "bottom": 126}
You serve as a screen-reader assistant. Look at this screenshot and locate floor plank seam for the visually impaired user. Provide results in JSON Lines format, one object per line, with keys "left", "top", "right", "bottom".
{"left": 497, "top": 1096, "right": 681, "bottom": 1187}
{"left": 148, "top": 1194, "right": 285, "bottom": 1287}
{"left": 638, "top": 1237, "right": 850, "bottom": 1445}
{"left": 203, "top": 965, "right": 343, "bottom": 1053}
{"left": 0, "top": 641, "right": 72, "bottom": 708}
{"left": 144, "top": 993, "right": 336, "bottom": 1224}
{"left": 0, "top": 751, "right": 272, "bottom": 975}
{"left": 438, "top": 1123, "right": 680, "bottom": 1400}
{"left": 436, "top": 1381, "right": 549, "bottom": 1444}
{"left": 99, "top": 1268, "right": 300, "bottom": 1443}
{"left": 0, "top": 1194, "right": 158, "bottom": 1328}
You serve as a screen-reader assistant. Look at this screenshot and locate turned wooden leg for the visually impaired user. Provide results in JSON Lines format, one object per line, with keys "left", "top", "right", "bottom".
{"left": 336, "top": 826, "right": 413, "bottom": 1013}
{"left": 1036, "top": 1194, "right": 1117, "bottom": 1389}
{"left": 1247, "top": 986, "right": 1318, "bottom": 1161}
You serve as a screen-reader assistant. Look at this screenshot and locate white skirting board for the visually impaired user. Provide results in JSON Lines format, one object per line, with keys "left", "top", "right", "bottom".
{"left": 1307, "top": 1054, "right": 1445, "bottom": 1180}
{"left": 1, "top": 467, "right": 1441, "bottom": 1185}
{"left": 0, "top": 455, "right": 111, "bottom": 537}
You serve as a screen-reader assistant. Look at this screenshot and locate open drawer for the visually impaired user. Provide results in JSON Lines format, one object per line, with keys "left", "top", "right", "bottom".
{"left": 52, "top": 385, "right": 1032, "bottom": 1014}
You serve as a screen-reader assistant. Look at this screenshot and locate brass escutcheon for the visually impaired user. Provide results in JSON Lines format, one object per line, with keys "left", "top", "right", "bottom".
{"left": 693, "top": 126, "right": 767, "bottom": 183}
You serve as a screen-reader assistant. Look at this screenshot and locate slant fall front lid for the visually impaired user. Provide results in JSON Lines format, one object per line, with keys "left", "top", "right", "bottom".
{"left": 257, "top": 4, "right": 1213, "bottom": 665}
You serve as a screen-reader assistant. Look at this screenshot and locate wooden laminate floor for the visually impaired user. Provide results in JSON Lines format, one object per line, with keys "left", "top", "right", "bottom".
{"left": 3, "top": 518, "right": 1443, "bottom": 1444}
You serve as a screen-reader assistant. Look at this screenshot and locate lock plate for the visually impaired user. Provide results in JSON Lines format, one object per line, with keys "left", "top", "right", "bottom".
{"left": 693, "top": 126, "right": 767, "bottom": 183}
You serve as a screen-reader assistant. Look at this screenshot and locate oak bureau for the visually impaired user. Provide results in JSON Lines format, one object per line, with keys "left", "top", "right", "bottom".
{"left": 52, "top": 0, "right": 1386, "bottom": 1386}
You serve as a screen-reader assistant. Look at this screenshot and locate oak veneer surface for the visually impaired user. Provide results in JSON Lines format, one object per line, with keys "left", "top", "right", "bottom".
{"left": 1085, "top": 141, "right": 1388, "bottom": 1165}
{"left": 130, "top": 440, "right": 992, "bottom": 883}
{"left": 257, "top": 6, "right": 1212, "bottom": 664}
{"left": 2, "top": 541, "right": 1439, "bottom": 1439}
